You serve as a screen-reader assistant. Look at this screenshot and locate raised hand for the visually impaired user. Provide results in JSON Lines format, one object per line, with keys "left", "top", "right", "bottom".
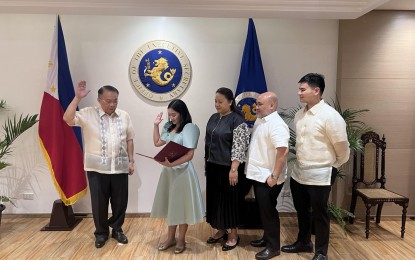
{"left": 154, "top": 112, "right": 164, "bottom": 126}
{"left": 76, "top": 80, "right": 91, "bottom": 99}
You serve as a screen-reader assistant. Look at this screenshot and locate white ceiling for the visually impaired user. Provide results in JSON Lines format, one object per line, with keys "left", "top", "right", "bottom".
{"left": 0, "top": 0, "right": 414, "bottom": 19}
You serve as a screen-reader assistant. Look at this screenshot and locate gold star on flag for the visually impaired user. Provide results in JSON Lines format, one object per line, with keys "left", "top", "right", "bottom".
{"left": 50, "top": 85, "right": 57, "bottom": 93}
{"left": 48, "top": 60, "right": 53, "bottom": 68}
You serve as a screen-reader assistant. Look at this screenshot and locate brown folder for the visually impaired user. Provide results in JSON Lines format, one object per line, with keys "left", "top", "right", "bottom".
{"left": 136, "top": 141, "right": 190, "bottom": 162}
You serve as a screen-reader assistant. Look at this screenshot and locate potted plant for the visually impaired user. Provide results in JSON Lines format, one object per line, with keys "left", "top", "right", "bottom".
{"left": 0, "top": 100, "right": 38, "bottom": 224}
{"left": 279, "top": 97, "right": 371, "bottom": 235}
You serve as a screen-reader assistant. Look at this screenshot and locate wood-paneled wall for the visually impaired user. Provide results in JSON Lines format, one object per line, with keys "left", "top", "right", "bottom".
{"left": 335, "top": 10, "right": 415, "bottom": 217}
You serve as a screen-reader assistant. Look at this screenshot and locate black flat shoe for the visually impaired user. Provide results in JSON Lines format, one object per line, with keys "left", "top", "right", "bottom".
{"left": 222, "top": 236, "right": 240, "bottom": 251}
{"left": 207, "top": 230, "right": 228, "bottom": 244}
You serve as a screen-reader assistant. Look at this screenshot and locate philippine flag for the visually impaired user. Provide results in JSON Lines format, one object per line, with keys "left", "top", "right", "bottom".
{"left": 38, "top": 16, "right": 87, "bottom": 206}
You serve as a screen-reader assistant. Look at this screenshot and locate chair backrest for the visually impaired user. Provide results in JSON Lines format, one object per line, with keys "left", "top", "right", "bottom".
{"left": 352, "top": 131, "right": 387, "bottom": 190}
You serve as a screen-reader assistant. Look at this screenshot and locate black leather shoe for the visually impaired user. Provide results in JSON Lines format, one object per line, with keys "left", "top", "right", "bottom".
{"left": 281, "top": 241, "right": 313, "bottom": 253}
{"left": 95, "top": 237, "right": 108, "bottom": 248}
{"left": 250, "top": 238, "right": 266, "bottom": 247}
{"left": 207, "top": 230, "right": 228, "bottom": 244}
{"left": 222, "top": 236, "right": 240, "bottom": 251}
{"left": 312, "top": 253, "right": 327, "bottom": 260}
{"left": 112, "top": 230, "right": 128, "bottom": 244}
{"left": 255, "top": 248, "right": 281, "bottom": 260}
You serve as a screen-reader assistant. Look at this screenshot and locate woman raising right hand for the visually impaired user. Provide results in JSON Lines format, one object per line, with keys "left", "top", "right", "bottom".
{"left": 151, "top": 99, "right": 204, "bottom": 254}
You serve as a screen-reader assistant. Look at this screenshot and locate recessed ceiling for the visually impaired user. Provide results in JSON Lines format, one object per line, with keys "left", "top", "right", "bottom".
{"left": 0, "top": 0, "right": 414, "bottom": 19}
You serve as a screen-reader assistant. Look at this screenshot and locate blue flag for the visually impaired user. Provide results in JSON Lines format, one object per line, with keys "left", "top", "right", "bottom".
{"left": 235, "top": 18, "right": 267, "bottom": 128}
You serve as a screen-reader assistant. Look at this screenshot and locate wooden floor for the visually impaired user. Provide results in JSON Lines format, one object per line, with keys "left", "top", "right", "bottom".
{"left": 0, "top": 215, "right": 414, "bottom": 259}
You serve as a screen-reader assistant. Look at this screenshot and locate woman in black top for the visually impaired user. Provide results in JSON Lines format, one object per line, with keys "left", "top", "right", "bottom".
{"left": 205, "top": 87, "right": 250, "bottom": 251}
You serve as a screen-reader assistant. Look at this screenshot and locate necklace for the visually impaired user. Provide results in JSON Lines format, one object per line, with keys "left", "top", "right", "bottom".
{"left": 219, "top": 110, "right": 232, "bottom": 117}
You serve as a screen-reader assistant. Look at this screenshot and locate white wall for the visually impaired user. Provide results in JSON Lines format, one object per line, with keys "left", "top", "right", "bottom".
{"left": 0, "top": 14, "right": 339, "bottom": 214}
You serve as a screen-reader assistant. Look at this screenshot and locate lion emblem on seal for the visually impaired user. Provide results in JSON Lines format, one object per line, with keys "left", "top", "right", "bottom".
{"left": 144, "top": 57, "right": 176, "bottom": 86}
{"left": 241, "top": 103, "right": 257, "bottom": 121}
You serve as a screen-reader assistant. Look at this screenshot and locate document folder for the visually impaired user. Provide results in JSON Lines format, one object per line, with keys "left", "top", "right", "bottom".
{"left": 136, "top": 141, "right": 190, "bottom": 162}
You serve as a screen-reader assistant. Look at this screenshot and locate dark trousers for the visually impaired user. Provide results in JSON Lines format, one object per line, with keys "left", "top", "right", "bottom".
{"left": 290, "top": 177, "right": 331, "bottom": 256}
{"left": 87, "top": 171, "right": 129, "bottom": 239}
{"left": 253, "top": 181, "right": 284, "bottom": 250}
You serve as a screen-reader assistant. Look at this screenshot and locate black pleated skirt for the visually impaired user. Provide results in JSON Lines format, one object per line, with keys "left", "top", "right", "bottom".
{"left": 205, "top": 161, "right": 249, "bottom": 229}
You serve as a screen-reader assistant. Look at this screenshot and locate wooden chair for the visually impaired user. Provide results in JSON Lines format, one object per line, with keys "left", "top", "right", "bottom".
{"left": 349, "top": 131, "right": 409, "bottom": 239}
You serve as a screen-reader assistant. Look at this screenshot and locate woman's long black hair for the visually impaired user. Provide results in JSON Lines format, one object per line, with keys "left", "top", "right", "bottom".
{"left": 167, "top": 99, "right": 192, "bottom": 133}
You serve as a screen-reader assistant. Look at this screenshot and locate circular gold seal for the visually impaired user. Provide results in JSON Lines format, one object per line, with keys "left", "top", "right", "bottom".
{"left": 129, "top": 40, "right": 192, "bottom": 102}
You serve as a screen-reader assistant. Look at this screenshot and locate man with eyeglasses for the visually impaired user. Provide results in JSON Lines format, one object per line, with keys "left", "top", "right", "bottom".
{"left": 64, "top": 80, "right": 135, "bottom": 248}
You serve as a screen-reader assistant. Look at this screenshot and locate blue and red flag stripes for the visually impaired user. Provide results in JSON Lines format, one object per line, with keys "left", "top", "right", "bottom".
{"left": 38, "top": 16, "right": 87, "bottom": 205}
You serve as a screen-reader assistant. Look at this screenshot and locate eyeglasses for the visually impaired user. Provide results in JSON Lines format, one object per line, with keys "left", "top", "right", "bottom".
{"left": 100, "top": 99, "right": 118, "bottom": 105}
